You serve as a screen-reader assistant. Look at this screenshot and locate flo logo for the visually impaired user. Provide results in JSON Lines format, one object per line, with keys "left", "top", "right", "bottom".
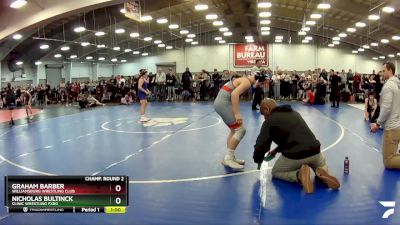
{"left": 142, "top": 117, "right": 188, "bottom": 127}
{"left": 379, "top": 201, "right": 396, "bottom": 219}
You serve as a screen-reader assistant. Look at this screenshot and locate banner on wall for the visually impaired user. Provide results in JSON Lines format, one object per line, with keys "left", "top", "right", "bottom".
{"left": 234, "top": 43, "right": 269, "bottom": 67}
{"left": 124, "top": 0, "right": 141, "bottom": 22}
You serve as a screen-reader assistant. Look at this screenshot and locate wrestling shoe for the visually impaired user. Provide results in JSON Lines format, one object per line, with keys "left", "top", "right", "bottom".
{"left": 140, "top": 116, "right": 151, "bottom": 122}
{"left": 221, "top": 158, "right": 244, "bottom": 170}
{"left": 232, "top": 155, "right": 245, "bottom": 165}
{"left": 298, "top": 164, "right": 314, "bottom": 194}
{"left": 316, "top": 167, "right": 340, "bottom": 189}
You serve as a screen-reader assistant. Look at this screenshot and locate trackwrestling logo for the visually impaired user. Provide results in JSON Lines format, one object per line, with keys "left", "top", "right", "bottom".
{"left": 379, "top": 201, "right": 396, "bottom": 219}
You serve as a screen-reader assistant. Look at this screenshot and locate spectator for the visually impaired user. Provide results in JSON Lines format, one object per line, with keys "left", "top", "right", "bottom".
{"left": 5, "top": 83, "right": 16, "bottom": 125}
{"left": 155, "top": 68, "right": 166, "bottom": 101}
{"left": 272, "top": 72, "right": 281, "bottom": 100}
{"left": 212, "top": 69, "right": 221, "bottom": 99}
{"left": 329, "top": 70, "right": 341, "bottom": 108}
{"left": 347, "top": 69, "right": 354, "bottom": 93}
{"left": 370, "top": 62, "right": 400, "bottom": 169}
{"left": 166, "top": 68, "right": 176, "bottom": 101}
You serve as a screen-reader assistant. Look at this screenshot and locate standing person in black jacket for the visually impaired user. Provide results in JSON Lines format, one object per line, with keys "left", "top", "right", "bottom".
{"left": 5, "top": 83, "right": 16, "bottom": 125}
{"left": 253, "top": 99, "right": 340, "bottom": 193}
{"left": 212, "top": 69, "right": 221, "bottom": 99}
{"left": 329, "top": 70, "right": 342, "bottom": 108}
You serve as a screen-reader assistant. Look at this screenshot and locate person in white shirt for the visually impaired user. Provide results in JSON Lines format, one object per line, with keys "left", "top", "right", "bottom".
{"left": 370, "top": 62, "right": 400, "bottom": 169}
{"left": 155, "top": 68, "right": 166, "bottom": 101}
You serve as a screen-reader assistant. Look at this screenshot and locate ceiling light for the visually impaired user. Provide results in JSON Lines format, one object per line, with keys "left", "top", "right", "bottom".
{"left": 260, "top": 19, "right": 271, "bottom": 25}
{"left": 81, "top": 42, "right": 90, "bottom": 47}
{"left": 261, "top": 27, "right": 270, "bottom": 31}
{"left": 54, "top": 54, "right": 62, "bottom": 58}
{"left": 363, "top": 45, "right": 370, "bottom": 49}
{"left": 259, "top": 12, "right": 272, "bottom": 17}
{"left": 154, "top": 40, "right": 162, "bottom": 44}
{"left": 185, "top": 38, "right": 193, "bottom": 42}
{"left": 142, "top": 53, "right": 149, "bottom": 56}
{"left": 397, "top": 53, "right": 400, "bottom": 56}
{"left": 219, "top": 40, "right": 226, "bottom": 44}
{"left": 214, "top": 37, "right": 222, "bottom": 41}
{"left": 12, "top": 34, "right": 22, "bottom": 40}
{"left": 121, "top": 59, "right": 127, "bottom": 63}
{"left": 332, "top": 37, "right": 340, "bottom": 41}
{"left": 358, "top": 48, "right": 364, "bottom": 52}
{"left": 166, "top": 46, "right": 173, "bottom": 50}
{"left": 371, "top": 42, "right": 379, "bottom": 47}
{"left": 124, "top": 49, "right": 132, "bottom": 52}
{"left": 70, "top": 55, "right": 77, "bottom": 59}
{"left": 158, "top": 43, "right": 166, "bottom": 47}
{"left": 372, "top": 57, "right": 378, "bottom": 60}
{"left": 187, "top": 34, "right": 196, "bottom": 38}
{"left": 35, "top": 61, "right": 42, "bottom": 65}
{"left": 95, "top": 31, "right": 106, "bottom": 36}
{"left": 368, "top": 14, "right": 380, "bottom": 20}
{"left": 310, "top": 13, "right": 322, "bottom": 19}
{"left": 223, "top": 32, "right": 232, "bottom": 36}
{"left": 111, "top": 58, "right": 118, "bottom": 62}
{"left": 317, "top": 3, "right": 331, "bottom": 9}
{"left": 206, "top": 14, "right": 218, "bottom": 20}
{"left": 141, "top": 15, "right": 153, "bottom": 22}
{"left": 355, "top": 22, "right": 366, "bottom": 27}
{"left": 192, "top": 41, "right": 199, "bottom": 45}
{"left": 298, "top": 31, "right": 306, "bottom": 36}
{"left": 305, "top": 36, "right": 313, "bottom": 40}
{"left": 113, "top": 46, "right": 121, "bottom": 51}
{"left": 275, "top": 35, "right": 283, "bottom": 40}
{"left": 115, "top": 28, "right": 125, "bottom": 34}
{"left": 97, "top": 44, "right": 106, "bottom": 48}
{"left": 133, "top": 51, "right": 140, "bottom": 54}
{"left": 61, "top": 46, "right": 70, "bottom": 51}
{"left": 302, "top": 40, "right": 309, "bottom": 43}
{"left": 306, "top": 21, "right": 316, "bottom": 26}
{"left": 382, "top": 6, "right": 395, "bottom": 13}
{"left": 328, "top": 44, "right": 334, "bottom": 47}
{"left": 352, "top": 50, "right": 358, "bottom": 54}
{"left": 16, "top": 61, "right": 23, "bottom": 65}
{"left": 213, "top": 21, "right": 223, "bottom": 26}
{"left": 392, "top": 35, "right": 400, "bottom": 41}
{"left": 195, "top": 4, "right": 208, "bottom": 10}
{"left": 180, "top": 30, "right": 189, "bottom": 34}
{"left": 261, "top": 31, "right": 270, "bottom": 35}
{"left": 381, "top": 39, "right": 389, "bottom": 43}
{"left": 86, "top": 56, "right": 93, "bottom": 60}
{"left": 275, "top": 39, "right": 282, "bottom": 43}
{"left": 258, "top": 2, "right": 272, "bottom": 8}
{"left": 379, "top": 56, "right": 385, "bottom": 59}
{"left": 40, "top": 44, "right": 49, "bottom": 50}
{"left": 98, "top": 57, "right": 105, "bottom": 61}
{"left": 302, "top": 27, "right": 311, "bottom": 31}
{"left": 245, "top": 36, "right": 253, "bottom": 40}
{"left": 130, "top": 32, "right": 139, "bottom": 38}
{"left": 333, "top": 41, "right": 340, "bottom": 45}
{"left": 169, "top": 24, "right": 179, "bottom": 29}
{"left": 388, "top": 54, "right": 395, "bottom": 58}
{"left": 74, "top": 26, "right": 86, "bottom": 33}
{"left": 347, "top": 27, "right": 356, "bottom": 32}
{"left": 339, "top": 33, "right": 347, "bottom": 38}
{"left": 157, "top": 18, "right": 168, "bottom": 24}
{"left": 120, "top": 8, "right": 126, "bottom": 14}
{"left": 144, "top": 37, "right": 152, "bottom": 42}
{"left": 10, "top": 0, "right": 27, "bottom": 8}
{"left": 219, "top": 27, "right": 229, "bottom": 32}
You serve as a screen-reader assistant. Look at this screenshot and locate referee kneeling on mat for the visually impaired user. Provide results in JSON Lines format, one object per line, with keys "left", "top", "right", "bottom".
{"left": 253, "top": 99, "right": 340, "bottom": 193}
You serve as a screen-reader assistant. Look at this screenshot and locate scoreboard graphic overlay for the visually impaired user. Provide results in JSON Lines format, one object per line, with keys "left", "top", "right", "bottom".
{"left": 5, "top": 176, "right": 129, "bottom": 213}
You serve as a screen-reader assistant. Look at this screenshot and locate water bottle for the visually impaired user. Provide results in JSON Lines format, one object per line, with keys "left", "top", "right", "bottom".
{"left": 344, "top": 157, "right": 349, "bottom": 174}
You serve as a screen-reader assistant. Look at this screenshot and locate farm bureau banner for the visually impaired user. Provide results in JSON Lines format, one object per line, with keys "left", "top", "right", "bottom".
{"left": 234, "top": 43, "right": 269, "bottom": 67}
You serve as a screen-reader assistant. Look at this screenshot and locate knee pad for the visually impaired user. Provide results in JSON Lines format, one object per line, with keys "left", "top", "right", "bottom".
{"left": 233, "top": 126, "right": 246, "bottom": 141}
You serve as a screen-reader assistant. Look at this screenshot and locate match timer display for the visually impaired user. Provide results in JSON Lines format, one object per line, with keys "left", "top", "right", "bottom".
{"left": 5, "top": 176, "right": 129, "bottom": 213}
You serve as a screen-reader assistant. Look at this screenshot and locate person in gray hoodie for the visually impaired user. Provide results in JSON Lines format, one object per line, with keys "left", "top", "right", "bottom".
{"left": 370, "top": 62, "right": 400, "bottom": 169}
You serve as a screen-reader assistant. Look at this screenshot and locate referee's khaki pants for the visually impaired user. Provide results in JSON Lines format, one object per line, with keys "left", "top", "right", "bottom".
{"left": 382, "top": 128, "right": 400, "bottom": 169}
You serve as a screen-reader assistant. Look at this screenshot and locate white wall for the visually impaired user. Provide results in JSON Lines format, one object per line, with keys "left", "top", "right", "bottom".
{"left": 112, "top": 44, "right": 386, "bottom": 75}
